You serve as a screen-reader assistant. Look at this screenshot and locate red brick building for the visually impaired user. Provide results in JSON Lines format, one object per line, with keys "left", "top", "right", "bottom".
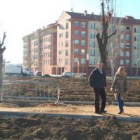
{"left": 23, "top": 11, "right": 140, "bottom": 76}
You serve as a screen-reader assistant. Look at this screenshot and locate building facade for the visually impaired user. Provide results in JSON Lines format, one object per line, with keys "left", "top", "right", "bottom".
{"left": 23, "top": 11, "right": 140, "bottom": 76}
{"left": 23, "top": 23, "right": 57, "bottom": 75}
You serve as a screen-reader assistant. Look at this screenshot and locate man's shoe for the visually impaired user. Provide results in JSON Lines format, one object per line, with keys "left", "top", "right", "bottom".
{"left": 100, "top": 110, "right": 107, "bottom": 113}
{"left": 118, "top": 110, "right": 124, "bottom": 114}
{"left": 95, "top": 111, "right": 101, "bottom": 114}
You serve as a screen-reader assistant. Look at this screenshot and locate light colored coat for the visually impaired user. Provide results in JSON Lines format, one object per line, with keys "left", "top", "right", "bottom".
{"left": 111, "top": 74, "right": 128, "bottom": 99}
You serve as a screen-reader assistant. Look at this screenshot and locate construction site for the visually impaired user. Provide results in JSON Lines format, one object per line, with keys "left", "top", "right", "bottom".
{"left": 0, "top": 76, "right": 140, "bottom": 140}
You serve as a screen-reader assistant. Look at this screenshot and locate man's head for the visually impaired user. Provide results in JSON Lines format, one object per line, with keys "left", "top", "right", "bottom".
{"left": 97, "top": 61, "right": 103, "bottom": 70}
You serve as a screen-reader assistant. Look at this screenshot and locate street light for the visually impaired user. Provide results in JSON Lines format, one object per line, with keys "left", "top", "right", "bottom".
{"left": 73, "top": 41, "right": 75, "bottom": 77}
{"left": 1, "top": 59, "right": 10, "bottom": 100}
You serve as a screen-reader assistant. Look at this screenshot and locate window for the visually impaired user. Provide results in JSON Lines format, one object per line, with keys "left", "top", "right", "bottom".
{"left": 81, "top": 58, "right": 85, "bottom": 64}
{"left": 74, "top": 40, "right": 79, "bottom": 44}
{"left": 65, "top": 41, "right": 69, "bottom": 47}
{"left": 90, "top": 32, "right": 95, "bottom": 38}
{"left": 134, "top": 36, "right": 139, "bottom": 42}
{"left": 66, "top": 31, "right": 69, "bottom": 38}
{"left": 134, "top": 28, "right": 137, "bottom": 33}
{"left": 89, "top": 57, "right": 95, "bottom": 65}
{"left": 74, "top": 58, "right": 79, "bottom": 63}
{"left": 59, "top": 50, "right": 63, "bottom": 55}
{"left": 90, "top": 23, "right": 95, "bottom": 29}
{"left": 66, "top": 23, "right": 69, "bottom": 29}
{"left": 125, "top": 60, "right": 130, "bottom": 65}
{"left": 74, "top": 21, "right": 79, "bottom": 26}
{"left": 126, "top": 51, "right": 130, "bottom": 57}
{"left": 120, "top": 26, "right": 124, "bottom": 31}
{"left": 120, "top": 60, "right": 124, "bottom": 65}
{"left": 74, "top": 30, "right": 79, "bottom": 35}
{"left": 59, "top": 41, "right": 63, "bottom": 46}
{"left": 90, "top": 41, "right": 95, "bottom": 48}
{"left": 74, "top": 49, "right": 79, "bottom": 54}
{"left": 126, "top": 43, "right": 130, "bottom": 48}
{"left": 65, "top": 58, "right": 68, "bottom": 65}
{"left": 120, "top": 51, "right": 124, "bottom": 56}
{"left": 65, "top": 50, "right": 69, "bottom": 56}
{"left": 126, "top": 26, "right": 130, "bottom": 31}
{"left": 110, "top": 25, "right": 115, "bottom": 31}
{"left": 125, "top": 35, "right": 130, "bottom": 40}
{"left": 81, "top": 49, "right": 85, "bottom": 55}
{"left": 81, "top": 22, "right": 86, "bottom": 28}
{"left": 120, "top": 43, "right": 124, "bottom": 48}
{"left": 120, "top": 34, "right": 124, "bottom": 40}
{"left": 90, "top": 50, "right": 95, "bottom": 56}
{"left": 81, "top": 40, "right": 86, "bottom": 46}
{"left": 81, "top": 31, "right": 86, "bottom": 37}
{"left": 134, "top": 43, "right": 139, "bottom": 50}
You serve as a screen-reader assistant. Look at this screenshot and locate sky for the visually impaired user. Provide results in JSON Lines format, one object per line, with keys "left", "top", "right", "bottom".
{"left": 0, "top": 0, "right": 139, "bottom": 64}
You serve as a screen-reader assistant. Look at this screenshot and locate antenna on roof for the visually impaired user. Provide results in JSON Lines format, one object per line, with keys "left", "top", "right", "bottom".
{"left": 71, "top": 8, "right": 73, "bottom": 12}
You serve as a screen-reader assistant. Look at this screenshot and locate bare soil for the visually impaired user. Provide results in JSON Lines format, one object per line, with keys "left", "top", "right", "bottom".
{"left": 0, "top": 114, "right": 140, "bottom": 140}
{"left": 1, "top": 77, "right": 140, "bottom": 140}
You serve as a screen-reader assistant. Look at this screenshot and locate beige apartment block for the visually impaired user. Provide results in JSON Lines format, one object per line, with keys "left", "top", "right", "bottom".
{"left": 23, "top": 11, "right": 140, "bottom": 76}
{"left": 23, "top": 23, "right": 57, "bottom": 75}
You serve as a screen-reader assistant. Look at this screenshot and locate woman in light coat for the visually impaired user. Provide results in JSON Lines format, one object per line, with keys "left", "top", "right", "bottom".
{"left": 110, "top": 66, "right": 128, "bottom": 114}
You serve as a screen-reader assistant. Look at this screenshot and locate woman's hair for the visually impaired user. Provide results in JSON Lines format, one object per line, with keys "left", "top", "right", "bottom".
{"left": 116, "top": 66, "right": 127, "bottom": 76}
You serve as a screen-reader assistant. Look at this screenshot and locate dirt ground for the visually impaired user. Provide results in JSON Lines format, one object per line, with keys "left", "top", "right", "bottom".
{"left": 0, "top": 103, "right": 140, "bottom": 117}
{"left": 0, "top": 103, "right": 140, "bottom": 140}
{"left": 1, "top": 77, "right": 140, "bottom": 140}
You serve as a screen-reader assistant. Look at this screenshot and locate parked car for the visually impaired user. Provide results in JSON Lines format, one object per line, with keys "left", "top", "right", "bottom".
{"left": 62, "top": 72, "right": 75, "bottom": 77}
{"left": 42, "top": 74, "right": 52, "bottom": 77}
{"left": 34, "top": 71, "right": 42, "bottom": 77}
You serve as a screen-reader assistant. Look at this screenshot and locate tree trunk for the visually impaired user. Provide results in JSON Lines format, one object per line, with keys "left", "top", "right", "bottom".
{"left": 0, "top": 52, "right": 3, "bottom": 89}
{"left": 0, "top": 32, "right": 6, "bottom": 89}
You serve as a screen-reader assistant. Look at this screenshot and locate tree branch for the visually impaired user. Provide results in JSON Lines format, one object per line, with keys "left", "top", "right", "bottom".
{"left": 1, "top": 32, "right": 6, "bottom": 47}
{"left": 101, "top": 2, "right": 106, "bottom": 26}
{"left": 96, "top": 32, "right": 102, "bottom": 45}
{"left": 108, "top": 29, "right": 117, "bottom": 39}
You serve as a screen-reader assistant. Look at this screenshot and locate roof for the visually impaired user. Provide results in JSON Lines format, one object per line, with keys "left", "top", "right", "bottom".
{"left": 66, "top": 11, "right": 101, "bottom": 21}
{"left": 65, "top": 11, "right": 140, "bottom": 25}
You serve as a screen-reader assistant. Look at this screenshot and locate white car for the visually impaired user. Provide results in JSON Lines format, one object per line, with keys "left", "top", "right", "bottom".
{"left": 62, "top": 72, "right": 75, "bottom": 77}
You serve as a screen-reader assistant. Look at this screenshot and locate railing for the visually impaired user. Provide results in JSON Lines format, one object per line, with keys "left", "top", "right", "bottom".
{"left": 1, "top": 79, "right": 60, "bottom": 103}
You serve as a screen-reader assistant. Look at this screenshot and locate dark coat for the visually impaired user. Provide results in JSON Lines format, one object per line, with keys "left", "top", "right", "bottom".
{"left": 111, "top": 74, "right": 128, "bottom": 99}
{"left": 89, "top": 68, "right": 106, "bottom": 88}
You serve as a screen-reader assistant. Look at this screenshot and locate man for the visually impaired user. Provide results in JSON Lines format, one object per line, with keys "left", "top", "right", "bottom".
{"left": 89, "top": 61, "right": 107, "bottom": 114}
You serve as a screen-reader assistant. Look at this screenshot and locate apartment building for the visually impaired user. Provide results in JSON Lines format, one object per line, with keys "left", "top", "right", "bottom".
{"left": 23, "top": 23, "right": 57, "bottom": 75}
{"left": 57, "top": 10, "right": 101, "bottom": 75}
{"left": 57, "top": 11, "right": 140, "bottom": 76}
{"left": 23, "top": 11, "right": 140, "bottom": 76}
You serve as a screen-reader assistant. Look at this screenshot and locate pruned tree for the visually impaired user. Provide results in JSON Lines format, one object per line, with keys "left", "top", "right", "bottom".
{"left": 0, "top": 32, "right": 6, "bottom": 89}
{"left": 96, "top": 0, "right": 117, "bottom": 70}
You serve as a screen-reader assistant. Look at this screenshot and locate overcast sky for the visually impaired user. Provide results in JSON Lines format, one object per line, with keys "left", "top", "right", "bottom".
{"left": 0, "top": 0, "right": 139, "bottom": 64}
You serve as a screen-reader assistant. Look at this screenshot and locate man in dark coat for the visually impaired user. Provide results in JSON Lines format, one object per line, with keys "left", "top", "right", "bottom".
{"left": 89, "top": 61, "right": 107, "bottom": 114}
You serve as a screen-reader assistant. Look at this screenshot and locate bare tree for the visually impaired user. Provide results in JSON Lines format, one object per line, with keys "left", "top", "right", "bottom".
{"left": 0, "top": 32, "right": 6, "bottom": 89}
{"left": 96, "top": 0, "right": 117, "bottom": 70}
{"left": 106, "top": 0, "right": 125, "bottom": 79}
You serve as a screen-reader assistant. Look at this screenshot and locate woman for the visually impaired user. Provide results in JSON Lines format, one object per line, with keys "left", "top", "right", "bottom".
{"left": 110, "top": 66, "right": 128, "bottom": 114}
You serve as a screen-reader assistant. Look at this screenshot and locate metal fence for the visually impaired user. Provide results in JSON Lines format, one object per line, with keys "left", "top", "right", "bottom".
{"left": 1, "top": 79, "right": 60, "bottom": 103}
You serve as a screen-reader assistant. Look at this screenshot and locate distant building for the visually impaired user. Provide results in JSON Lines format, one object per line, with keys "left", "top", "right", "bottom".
{"left": 23, "top": 11, "right": 140, "bottom": 76}
{"left": 23, "top": 23, "right": 57, "bottom": 75}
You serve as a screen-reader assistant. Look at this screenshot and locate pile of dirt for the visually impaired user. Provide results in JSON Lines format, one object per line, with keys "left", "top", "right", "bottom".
{"left": 0, "top": 115, "right": 140, "bottom": 140}
{"left": 0, "top": 103, "right": 19, "bottom": 108}
{"left": 3, "top": 77, "right": 140, "bottom": 103}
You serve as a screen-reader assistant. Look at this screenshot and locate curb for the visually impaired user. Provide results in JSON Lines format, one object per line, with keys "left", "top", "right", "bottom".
{"left": 0, "top": 111, "right": 140, "bottom": 122}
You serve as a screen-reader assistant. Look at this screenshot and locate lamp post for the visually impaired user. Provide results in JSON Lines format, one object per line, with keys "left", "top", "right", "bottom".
{"left": 77, "top": 60, "right": 79, "bottom": 76}
{"left": 73, "top": 41, "right": 75, "bottom": 76}
{"left": 86, "top": 53, "right": 89, "bottom": 77}
{"left": 50, "top": 33, "right": 54, "bottom": 74}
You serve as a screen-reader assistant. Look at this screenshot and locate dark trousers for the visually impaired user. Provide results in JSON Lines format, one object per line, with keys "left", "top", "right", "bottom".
{"left": 117, "top": 96, "right": 124, "bottom": 111}
{"left": 93, "top": 88, "right": 106, "bottom": 112}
